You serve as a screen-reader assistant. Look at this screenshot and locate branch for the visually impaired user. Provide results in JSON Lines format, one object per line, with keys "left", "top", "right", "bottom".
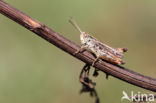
{"left": 0, "top": 0, "right": 156, "bottom": 92}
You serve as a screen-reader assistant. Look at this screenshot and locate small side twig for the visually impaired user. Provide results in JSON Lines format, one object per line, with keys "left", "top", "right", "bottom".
{"left": 80, "top": 64, "right": 100, "bottom": 103}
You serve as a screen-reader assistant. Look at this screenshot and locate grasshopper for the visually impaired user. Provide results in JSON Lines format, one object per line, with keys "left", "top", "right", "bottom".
{"left": 69, "top": 17, "right": 127, "bottom": 66}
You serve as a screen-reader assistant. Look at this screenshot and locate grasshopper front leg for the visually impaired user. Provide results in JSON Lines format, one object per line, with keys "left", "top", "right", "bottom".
{"left": 74, "top": 44, "right": 88, "bottom": 55}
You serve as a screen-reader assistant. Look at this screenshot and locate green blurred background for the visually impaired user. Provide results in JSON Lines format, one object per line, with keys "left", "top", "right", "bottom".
{"left": 0, "top": 0, "right": 156, "bottom": 103}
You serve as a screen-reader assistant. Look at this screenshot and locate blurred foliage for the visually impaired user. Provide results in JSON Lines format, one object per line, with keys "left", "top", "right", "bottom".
{"left": 0, "top": 0, "right": 156, "bottom": 103}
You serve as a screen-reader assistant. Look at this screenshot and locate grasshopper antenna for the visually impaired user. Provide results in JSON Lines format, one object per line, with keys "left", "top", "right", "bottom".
{"left": 69, "top": 17, "right": 83, "bottom": 34}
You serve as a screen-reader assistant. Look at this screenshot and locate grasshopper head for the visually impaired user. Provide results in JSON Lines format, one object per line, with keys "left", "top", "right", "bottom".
{"left": 80, "top": 32, "right": 89, "bottom": 44}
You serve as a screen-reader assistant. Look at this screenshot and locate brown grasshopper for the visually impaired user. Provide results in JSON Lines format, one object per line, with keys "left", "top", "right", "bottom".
{"left": 69, "top": 17, "right": 127, "bottom": 66}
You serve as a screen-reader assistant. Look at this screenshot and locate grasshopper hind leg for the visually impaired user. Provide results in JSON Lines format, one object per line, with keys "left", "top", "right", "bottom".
{"left": 91, "top": 52, "right": 103, "bottom": 67}
{"left": 116, "top": 58, "right": 125, "bottom": 65}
